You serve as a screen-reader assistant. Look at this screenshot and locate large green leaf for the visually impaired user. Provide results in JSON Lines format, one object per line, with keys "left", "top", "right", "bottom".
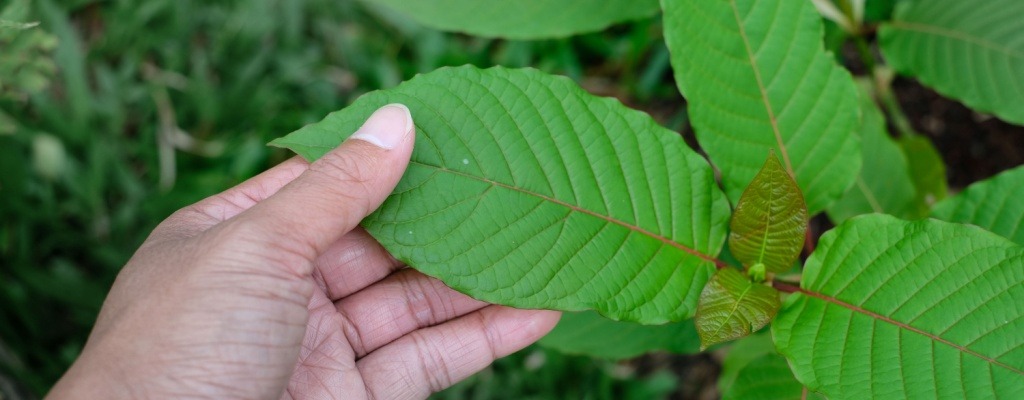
{"left": 272, "top": 66, "right": 731, "bottom": 323}
{"left": 879, "top": 0, "right": 1024, "bottom": 125}
{"left": 932, "top": 165, "right": 1024, "bottom": 245}
{"left": 362, "top": 0, "right": 660, "bottom": 39}
{"left": 827, "top": 84, "right": 919, "bottom": 223}
{"left": 773, "top": 215, "right": 1024, "bottom": 399}
{"left": 720, "top": 334, "right": 824, "bottom": 400}
{"left": 539, "top": 311, "right": 699, "bottom": 359}
{"left": 728, "top": 152, "right": 807, "bottom": 273}
{"left": 663, "top": 0, "right": 861, "bottom": 214}
{"left": 695, "top": 268, "right": 780, "bottom": 349}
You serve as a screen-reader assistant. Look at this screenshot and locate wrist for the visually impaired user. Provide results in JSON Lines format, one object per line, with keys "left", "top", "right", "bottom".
{"left": 48, "top": 348, "right": 136, "bottom": 399}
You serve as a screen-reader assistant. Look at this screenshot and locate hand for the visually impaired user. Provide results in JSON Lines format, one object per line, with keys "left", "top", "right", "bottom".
{"left": 48, "top": 104, "right": 561, "bottom": 400}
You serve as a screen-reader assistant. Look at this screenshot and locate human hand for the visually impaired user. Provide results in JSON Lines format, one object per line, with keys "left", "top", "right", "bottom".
{"left": 48, "top": 104, "right": 561, "bottom": 400}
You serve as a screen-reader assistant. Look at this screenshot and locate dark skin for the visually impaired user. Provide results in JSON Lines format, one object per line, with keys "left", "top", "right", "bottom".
{"left": 48, "top": 104, "right": 561, "bottom": 399}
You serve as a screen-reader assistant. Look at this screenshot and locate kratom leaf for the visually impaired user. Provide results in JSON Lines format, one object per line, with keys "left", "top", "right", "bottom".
{"left": 362, "top": 0, "right": 660, "bottom": 40}
{"left": 272, "top": 66, "right": 731, "bottom": 323}
{"left": 539, "top": 311, "right": 700, "bottom": 359}
{"left": 879, "top": 0, "right": 1024, "bottom": 125}
{"left": 720, "top": 335, "right": 824, "bottom": 400}
{"left": 827, "top": 83, "right": 919, "bottom": 223}
{"left": 773, "top": 215, "right": 1024, "bottom": 399}
{"left": 695, "top": 268, "right": 780, "bottom": 349}
{"left": 932, "top": 165, "right": 1024, "bottom": 245}
{"left": 663, "top": 0, "right": 861, "bottom": 214}
{"left": 728, "top": 153, "right": 808, "bottom": 273}
{"left": 898, "top": 134, "right": 948, "bottom": 211}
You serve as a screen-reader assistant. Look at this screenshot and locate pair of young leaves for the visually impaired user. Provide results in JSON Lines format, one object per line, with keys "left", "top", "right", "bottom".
{"left": 695, "top": 152, "right": 807, "bottom": 350}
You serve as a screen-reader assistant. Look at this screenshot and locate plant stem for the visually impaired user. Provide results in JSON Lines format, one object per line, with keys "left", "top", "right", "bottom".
{"left": 772, "top": 280, "right": 801, "bottom": 294}
{"left": 879, "top": 87, "right": 918, "bottom": 138}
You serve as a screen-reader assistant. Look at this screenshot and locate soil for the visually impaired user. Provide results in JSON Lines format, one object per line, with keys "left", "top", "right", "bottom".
{"left": 893, "top": 79, "right": 1024, "bottom": 189}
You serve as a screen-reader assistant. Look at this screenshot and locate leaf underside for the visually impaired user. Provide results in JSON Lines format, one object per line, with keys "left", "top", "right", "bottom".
{"left": 363, "top": 0, "right": 660, "bottom": 39}
{"left": 271, "top": 66, "right": 731, "bottom": 323}
{"left": 728, "top": 153, "right": 807, "bottom": 273}
{"left": 662, "top": 0, "right": 861, "bottom": 214}
{"left": 539, "top": 310, "right": 699, "bottom": 359}
{"left": 773, "top": 215, "right": 1024, "bottom": 399}
{"left": 880, "top": 0, "right": 1024, "bottom": 126}
{"left": 696, "top": 268, "right": 780, "bottom": 349}
{"left": 932, "top": 164, "right": 1024, "bottom": 245}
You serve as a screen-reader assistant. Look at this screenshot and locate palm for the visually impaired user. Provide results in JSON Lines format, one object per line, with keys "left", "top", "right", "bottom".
{"left": 283, "top": 288, "right": 363, "bottom": 399}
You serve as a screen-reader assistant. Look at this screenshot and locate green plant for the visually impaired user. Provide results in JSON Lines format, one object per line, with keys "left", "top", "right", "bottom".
{"left": 273, "top": 0, "right": 1024, "bottom": 398}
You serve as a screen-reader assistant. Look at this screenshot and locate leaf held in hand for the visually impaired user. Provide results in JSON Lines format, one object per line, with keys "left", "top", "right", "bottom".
{"left": 271, "top": 66, "right": 731, "bottom": 323}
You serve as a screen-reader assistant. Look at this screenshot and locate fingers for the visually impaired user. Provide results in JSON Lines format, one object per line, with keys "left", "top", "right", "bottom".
{"left": 213, "top": 104, "right": 415, "bottom": 272}
{"left": 313, "top": 227, "right": 404, "bottom": 301}
{"left": 334, "top": 269, "right": 488, "bottom": 357}
{"left": 149, "top": 157, "right": 309, "bottom": 241}
{"left": 357, "top": 307, "right": 561, "bottom": 399}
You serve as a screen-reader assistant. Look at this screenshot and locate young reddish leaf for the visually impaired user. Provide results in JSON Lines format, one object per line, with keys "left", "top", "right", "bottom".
{"left": 728, "top": 152, "right": 808, "bottom": 273}
{"left": 695, "top": 268, "right": 781, "bottom": 350}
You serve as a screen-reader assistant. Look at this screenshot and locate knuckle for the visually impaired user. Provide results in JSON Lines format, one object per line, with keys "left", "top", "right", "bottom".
{"left": 312, "top": 148, "right": 381, "bottom": 190}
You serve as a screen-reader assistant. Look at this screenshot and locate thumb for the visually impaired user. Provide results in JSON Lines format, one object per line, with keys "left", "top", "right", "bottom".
{"left": 222, "top": 103, "right": 415, "bottom": 269}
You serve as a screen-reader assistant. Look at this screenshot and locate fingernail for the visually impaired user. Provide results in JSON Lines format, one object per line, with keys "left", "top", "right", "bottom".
{"left": 348, "top": 103, "right": 413, "bottom": 150}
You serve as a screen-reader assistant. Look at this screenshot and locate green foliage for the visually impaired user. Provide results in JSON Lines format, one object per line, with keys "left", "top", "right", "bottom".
{"left": 880, "top": 0, "right": 1024, "bottom": 125}
{"left": 932, "top": 165, "right": 1024, "bottom": 245}
{"left": 539, "top": 311, "right": 699, "bottom": 360}
{"left": 273, "top": 66, "right": 731, "bottom": 323}
{"left": 662, "top": 0, "right": 862, "bottom": 214}
{"left": 827, "top": 83, "right": 920, "bottom": 222}
{"left": 719, "top": 334, "right": 823, "bottom": 400}
{"left": 363, "top": 0, "right": 660, "bottom": 39}
{"left": 774, "top": 215, "right": 1024, "bottom": 399}
{"left": 727, "top": 153, "right": 808, "bottom": 274}
{"left": 0, "top": 0, "right": 56, "bottom": 98}
{"left": 695, "top": 268, "right": 779, "bottom": 350}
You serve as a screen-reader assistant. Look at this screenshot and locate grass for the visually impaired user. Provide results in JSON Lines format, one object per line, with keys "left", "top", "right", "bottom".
{"left": 0, "top": 0, "right": 686, "bottom": 397}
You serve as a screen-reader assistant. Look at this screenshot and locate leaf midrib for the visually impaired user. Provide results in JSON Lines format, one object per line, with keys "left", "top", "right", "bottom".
{"left": 410, "top": 160, "right": 726, "bottom": 267}
{"left": 784, "top": 283, "right": 1024, "bottom": 376}
{"left": 709, "top": 280, "right": 755, "bottom": 339}
{"left": 728, "top": 0, "right": 796, "bottom": 176}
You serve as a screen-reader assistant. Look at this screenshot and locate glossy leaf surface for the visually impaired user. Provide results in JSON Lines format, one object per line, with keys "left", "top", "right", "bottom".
{"left": 880, "top": 0, "right": 1024, "bottom": 125}
{"left": 663, "top": 0, "right": 861, "bottom": 213}
{"left": 728, "top": 153, "right": 807, "bottom": 273}
{"left": 932, "top": 165, "right": 1024, "bottom": 245}
{"left": 272, "top": 66, "right": 731, "bottom": 323}
{"left": 773, "top": 215, "right": 1024, "bottom": 399}
{"left": 363, "top": 0, "right": 660, "bottom": 39}
{"left": 695, "top": 268, "right": 780, "bottom": 349}
{"left": 539, "top": 311, "right": 699, "bottom": 359}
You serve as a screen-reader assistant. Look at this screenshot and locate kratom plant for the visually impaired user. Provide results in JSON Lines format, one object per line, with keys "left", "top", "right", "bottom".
{"left": 272, "top": 0, "right": 1024, "bottom": 398}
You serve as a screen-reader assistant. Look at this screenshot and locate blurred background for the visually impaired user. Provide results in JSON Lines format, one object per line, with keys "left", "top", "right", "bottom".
{"left": 1, "top": 0, "right": 1022, "bottom": 399}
